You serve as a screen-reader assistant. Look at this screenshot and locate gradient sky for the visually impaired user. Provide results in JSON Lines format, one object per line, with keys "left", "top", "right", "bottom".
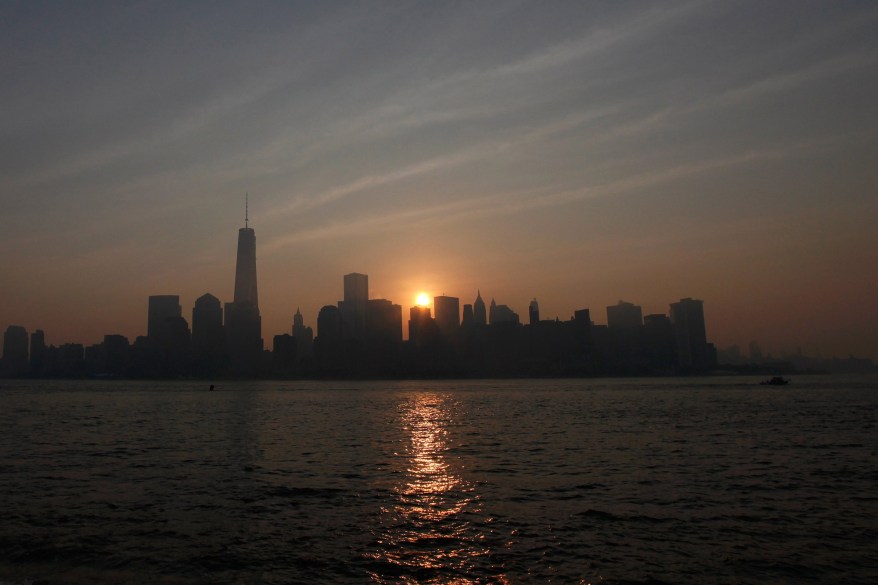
{"left": 2, "top": 1, "right": 877, "bottom": 360}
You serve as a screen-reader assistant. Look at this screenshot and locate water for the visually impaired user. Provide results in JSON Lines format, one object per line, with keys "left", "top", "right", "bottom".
{"left": 1, "top": 377, "right": 876, "bottom": 584}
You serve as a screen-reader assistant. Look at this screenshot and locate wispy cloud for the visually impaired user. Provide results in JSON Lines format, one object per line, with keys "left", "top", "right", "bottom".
{"left": 270, "top": 103, "right": 626, "bottom": 216}
{"left": 263, "top": 132, "right": 855, "bottom": 251}
{"left": 287, "top": 2, "right": 707, "bottom": 162}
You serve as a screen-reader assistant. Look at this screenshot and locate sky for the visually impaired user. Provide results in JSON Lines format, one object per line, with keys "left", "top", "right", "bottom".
{"left": 1, "top": 0, "right": 877, "bottom": 360}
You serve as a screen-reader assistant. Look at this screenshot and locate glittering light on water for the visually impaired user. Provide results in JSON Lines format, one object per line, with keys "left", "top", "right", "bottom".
{"left": 367, "top": 392, "right": 494, "bottom": 583}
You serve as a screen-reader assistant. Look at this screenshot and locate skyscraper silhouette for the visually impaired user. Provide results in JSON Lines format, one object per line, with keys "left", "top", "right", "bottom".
{"left": 292, "top": 308, "right": 314, "bottom": 360}
{"left": 434, "top": 295, "right": 460, "bottom": 339}
{"left": 192, "top": 293, "right": 225, "bottom": 374}
{"left": 2, "top": 325, "right": 28, "bottom": 377}
{"left": 670, "top": 298, "right": 708, "bottom": 370}
{"left": 340, "top": 272, "right": 368, "bottom": 340}
{"left": 529, "top": 298, "right": 540, "bottom": 325}
{"left": 607, "top": 300, "right": 643, "bottom": 330}
{"left": 473, "top": 290, "right": 487, "bottom": 326}
{"left": 147, "top": 296, "right": 182, "bottom": 341}
{"left": 29, "top": 329, "right": 46, "bottom": 376}
{"left": 225, "top": 201, "right": 263, "bottom": 374}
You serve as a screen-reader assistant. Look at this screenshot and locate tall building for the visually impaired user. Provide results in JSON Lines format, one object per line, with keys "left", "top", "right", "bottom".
{"left": 669, "top": 298, "right": 709, "bottom": 369}
{"left": 192, "top": 293, "right": 225, "bottom": 372}
{"left": 367, "top": 299, "right": 403, "bottom": 345}
{"left": 344, "top": 273, "right": 368, "bottom": 303}
{"left": 461, "top": 304, "right": 474, "bottom": 328}
{"left": 473, "top": 290, "right": 487, "bottom": 326}
{"left": 340, "top": 273, "right": 368, "bottom": 340}
{"left": 489, "top": 299, "right": 519, "bottom": 325}
{"left": 433, "top": 295, "right": 460, "bottom": 339}
{"left": 529, "top": 298, "right": 540, "bottom": 325}
{"left": 272, "top": 334, "right": 296, "bottom": 374}
{"left": 408, "top": 305, "right": 433, "bottom": 347}
{"left": 607, "top": 300, "right": 643, "bottom": 330}
{"left": 643, "top": 314, "right": 675, "bottom": 368}
{"left": 226, "top": 205, "right": 263, "bottom": 373}
{"left": 157, "top": 316, "right": 191, "bottom": 376}
{"left": 573, "top": 309, "right": 591, "bottom": 326}
{"left": 148, "top": 296, "right": 182, "bottom": 341}
{"left": 292, "top": 308, "right": 314, "bottom": 359}
{"left": 316, "top": 305, "right": 341, "bottom": 368}
{"left": 2, "top": 325, "right": 29, "bottom": 377}
{"left": 29, "top": 329, "right": 46, "bottom": 376}
{"left": 233, "top": 222, "right": 258, "bottom": 307}
{"left": 103, "top": 334, "right": 130, "bottom": 376}
{"left": 317, "top": 305, "right": 341, "bottom": 343}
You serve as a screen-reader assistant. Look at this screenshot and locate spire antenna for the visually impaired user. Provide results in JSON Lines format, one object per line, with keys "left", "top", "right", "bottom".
{"left": 245, "top": 192, "right": 249, "bottom": 228}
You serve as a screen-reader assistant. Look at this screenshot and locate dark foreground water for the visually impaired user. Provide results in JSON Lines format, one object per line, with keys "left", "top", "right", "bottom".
{"left": 1, "top": 377, "right": 876, "bottom": 584}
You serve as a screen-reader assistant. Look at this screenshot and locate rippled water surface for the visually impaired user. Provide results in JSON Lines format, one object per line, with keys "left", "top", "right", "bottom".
{"left": 1, "top": 377, "right": 876, "bottom": 584}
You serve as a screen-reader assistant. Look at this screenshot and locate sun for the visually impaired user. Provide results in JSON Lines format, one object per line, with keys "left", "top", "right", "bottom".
{"left": 416, "top": 293, "right": 430, "bottom": 307}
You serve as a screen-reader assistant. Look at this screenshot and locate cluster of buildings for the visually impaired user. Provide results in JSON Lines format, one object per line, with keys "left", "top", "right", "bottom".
{"left": 1, "top": 219, "right": 715, "bottom": 379}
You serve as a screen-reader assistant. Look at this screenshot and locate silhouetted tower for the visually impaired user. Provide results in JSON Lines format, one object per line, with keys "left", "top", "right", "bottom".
{"left": 226, "top": 197, "right": 263, "bottom": 374}
{"left": 367, "top": 299, "right": 403, "bottom": 344}
{"left": 433, "top": 295, "right": 460, "bottom": 339}
{"left": 461, "top": 304, "right": 474, "bottom": 328}
{"left": 607, "top": 300, "right": 643, "bottom": 330}
{"left": 292, "top": 308, "right": 314, "bottom": 359}
{"left": 272, "top": 334, "right": 296, "bottom": 374}
{"left": 2, "top": 325, "right": 29, "bottom": 377}
{"left": 529, "top": 298, "right": 540, "bottom": 325}
{"left": 473, "top": 290, "right": 487, "bottom": 326}
{"left": 408, "top": 305, "right": 434, "bottom": 347}
{"left": 157, "top": 316, "right": 191, "bottom": 375}
{"left": 643, "top": 314, "right": 675, "bottom": 369}
{"left": 103, "top": 334, "right": 130, "bottom": 376}
{"left": 670, "top": 298, "right": 709, "bottom": 370}
{"left": 340, "top": 272, "right": 368, "bottom": 340}
{"left": 148, "top": 296, "right": 182, "bottom": 341}
{"left": 316, "top": 305, "right": 341, "bottom": 368}
{"left": 192, "top": 293, "right": 225, "bottom": 372}
{"left": 29, "top": 329, "right": 46, "bottom": 376}
{"left": 490, "top": 299, "right": 519, "bottom": 325}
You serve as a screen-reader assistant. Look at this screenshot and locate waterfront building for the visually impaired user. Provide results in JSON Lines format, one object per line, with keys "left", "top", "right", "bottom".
{"left": 670, "top": 297, "right": 709, "bottom": 370}
{"left": 29, "top": 329, "right": 46, "bottom": 376}
{"left": 340, "top": 272, "right": 368, "bottom": 340}
{"left": 367, "top": 299, "right": 403, "bottom": 345}
{"left": 2, "top": 325, "right": 28, "bottom": 377}
{"left": 607, "top": 300, "right": 643, "bottom": 330}
{"left": 529, "top": 298, "right": 540, "bottom": 325}
{"left": 292, "top": 308, "right": 314, "bottom": 359}
{"left": 147, "top": 296, "right": 181, "bottom": 341}
{"left": 272, "top": 334, "right": 296, "bottom": 374}
{"left": 192, "top": 293, "right": 225, "bottom": 373}
{"left": 489, "top": 299, "right": 519, "bottom": 325}
{"left": 461, "top": 304, "right": 474, "bottom": 328}
{"left": 473, "top": 290, "right": 487, "bottom": 326}
{"left": 315, "top": 305, "right": 341, "bottom": 368}
{"left": 433, "top": 295, "right": 460, "bottom": 340}
{"left": 408, "top": 305, "right": 433, "bottom": 347}
{"left": 225, "top": 205, "right": 263, "bottom": 374}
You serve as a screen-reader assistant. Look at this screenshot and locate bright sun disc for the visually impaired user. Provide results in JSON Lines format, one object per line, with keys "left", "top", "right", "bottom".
{"left": 416, "top": 293, "right": 430, "bottom": 306}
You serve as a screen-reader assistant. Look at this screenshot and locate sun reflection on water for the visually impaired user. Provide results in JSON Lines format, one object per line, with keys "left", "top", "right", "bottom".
{"left": 367, "top": 392, "right": 499, "bottom": 583}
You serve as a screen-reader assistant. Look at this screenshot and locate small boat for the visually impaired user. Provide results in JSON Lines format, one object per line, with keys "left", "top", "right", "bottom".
{"left": 760, "top": 376, "right": 790, "bottom": 386}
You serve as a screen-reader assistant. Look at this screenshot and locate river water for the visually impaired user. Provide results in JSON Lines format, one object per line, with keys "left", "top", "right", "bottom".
{"left": 0, "top": 377, "right": 876, "bottom": 584}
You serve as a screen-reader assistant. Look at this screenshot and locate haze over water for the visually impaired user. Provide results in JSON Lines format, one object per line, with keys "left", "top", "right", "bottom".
{"left": 1, "top": 377, "right": 876, "bottom": 584}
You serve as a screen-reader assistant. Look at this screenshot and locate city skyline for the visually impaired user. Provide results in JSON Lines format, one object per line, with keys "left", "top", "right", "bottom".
{"left": 1, "top": 2, "right": 877, "bottom": 360}
{"left": 2, "top": 208, "right": 725, "bottom": 378}
{"left": 0, "top": 208, "right": 873, "bottom": 362}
